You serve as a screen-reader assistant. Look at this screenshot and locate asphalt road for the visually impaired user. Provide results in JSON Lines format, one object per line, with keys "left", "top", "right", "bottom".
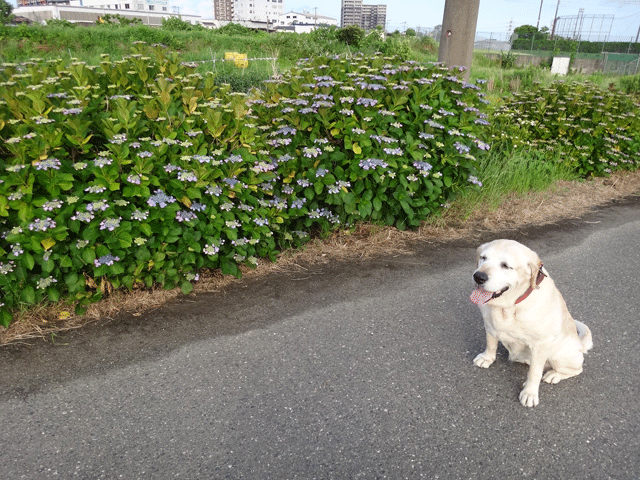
{"left": 2, "top": 196, "right": 640, "bottom": 480}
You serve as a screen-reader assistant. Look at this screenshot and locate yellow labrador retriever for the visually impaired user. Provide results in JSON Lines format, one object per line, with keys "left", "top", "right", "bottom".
{"left": 470, "top": 239, "right": 593, "bottom": 407}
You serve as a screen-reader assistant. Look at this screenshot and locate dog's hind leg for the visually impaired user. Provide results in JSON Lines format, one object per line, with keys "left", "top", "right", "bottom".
{"left": 543, "top": 351, "right": 584, "bottom": 384}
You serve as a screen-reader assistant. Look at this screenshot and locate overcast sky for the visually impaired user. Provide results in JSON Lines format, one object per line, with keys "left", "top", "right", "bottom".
{"left": 9, "top": 0, "right": 640, "bottom": 40}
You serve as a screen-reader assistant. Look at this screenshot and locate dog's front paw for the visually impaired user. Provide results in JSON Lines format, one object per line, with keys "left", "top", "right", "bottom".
{"left": 473, "top": 352, "right": 496, "bottom": 368}
{"left": 519, "top": 388, "right": 539, "bottom": 407}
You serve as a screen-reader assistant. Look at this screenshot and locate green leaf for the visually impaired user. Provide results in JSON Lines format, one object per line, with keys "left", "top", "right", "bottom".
{"left": 180, "top": 281, "right": 194, "bottom": 295}
{"left": 23, "top": 253, "right": 35, "bottom": 271}
{"left": 18, "top": 203, "right": 33, "bottom": 223}
{"left": 358, "top": 200, "right": 372, "bottom": 218}
{"left": 140, "top": 223, "right": 152, "bottom": 236}
{"left": 21, "top": 286, "right": 36, "bottom": 304}
{"left": 47, "top": 287, "right": 60, "bottom": 302}
{"left": 221, "top": 260, "right": 241, "bottom": 278}
{"left": 0, "top": 309, "right": 13, "bottom": 328}
{"left": 60, "top": 255, "right": 73, "bottom": 268}
{"left": 82, "top": 248, "right": 95, "bottom": 265}
{"left": 41, "top": 258, "right": 55, "bottom": 273}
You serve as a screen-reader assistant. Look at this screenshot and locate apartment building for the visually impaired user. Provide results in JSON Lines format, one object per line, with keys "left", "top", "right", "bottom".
{"left": 214, "top": 0, "right": 233, "bottom": 21}
{"left": 340, "top": 0, "right": 362, "bottom": 28}
{"left": 361, "top": 4, "right": 386, "bottom": 30}
{"left": 233, "top": 0, "right": 283, "bottom": 23}
{"left": 340, "top": 0, "right": 386, "bottom": 30}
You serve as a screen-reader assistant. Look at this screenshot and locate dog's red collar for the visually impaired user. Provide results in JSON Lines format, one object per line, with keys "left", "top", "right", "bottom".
{"left": 515, "top": 264, "right": 546, "bottom": 304}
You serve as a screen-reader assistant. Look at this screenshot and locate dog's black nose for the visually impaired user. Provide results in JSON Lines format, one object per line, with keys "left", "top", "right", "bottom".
{"left": 473, "top": 271, "right": 488, "bottom": 285}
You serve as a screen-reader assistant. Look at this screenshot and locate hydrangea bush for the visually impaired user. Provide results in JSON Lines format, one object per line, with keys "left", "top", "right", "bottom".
{"left": 489, "top": 81, "right": 640, "bottom": 177}
{"left": 0, "top": 44, "right": 490, "bottom": 326}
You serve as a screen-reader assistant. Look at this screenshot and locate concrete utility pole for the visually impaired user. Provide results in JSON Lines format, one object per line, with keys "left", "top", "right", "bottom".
{"left": 437, "top": 0, "right": 480, "bottom": 80}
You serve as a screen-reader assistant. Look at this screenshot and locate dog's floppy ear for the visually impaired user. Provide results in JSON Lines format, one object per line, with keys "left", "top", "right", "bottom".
{"left": 528, "top": 257, "right": 543, "bottom": 290}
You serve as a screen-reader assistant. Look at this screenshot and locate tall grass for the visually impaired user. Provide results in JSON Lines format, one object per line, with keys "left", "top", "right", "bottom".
{"left": 449, "top": 148, "right": 578, "bottom": 218}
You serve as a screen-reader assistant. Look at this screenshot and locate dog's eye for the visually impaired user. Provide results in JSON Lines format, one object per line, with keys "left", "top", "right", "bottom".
{"left": 479, "top": 255, "right": 486, "bottom": 261}
{"left": 501, "top": 262, "right": 511, "bottom": 269}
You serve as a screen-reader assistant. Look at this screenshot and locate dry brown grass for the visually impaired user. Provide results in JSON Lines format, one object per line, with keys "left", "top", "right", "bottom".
{"left": 2, "top": 170, "right": 639, "bottom": 345}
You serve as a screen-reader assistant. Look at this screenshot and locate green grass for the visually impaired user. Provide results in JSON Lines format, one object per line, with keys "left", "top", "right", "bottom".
{"left": 451, "top": 148, "right": 579, "bottom": 217}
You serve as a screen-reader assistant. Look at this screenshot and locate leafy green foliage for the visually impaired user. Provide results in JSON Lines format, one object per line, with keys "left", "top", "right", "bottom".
{"left": 0, "top": 0, "right": 12, "bottom": 25}
{"left": 45, "top": 19, "right": 76, "bottom": 28}
{"left": 499, "top": 51, "right": 516, "bottom": 69}
{"left": 336, "top": 25, "right": 365, "bottom": 47}
{"left": 489, "top": 81, "right": 640, "bottom": 177}
{"left": 620, "top": 75, "right": 640, "bottom": 96}
{"left": 97, "top": 14, "right": 142, "bottom": 27}
{"left": 0, "top": 45, "right": 490, "bottom": 326}
{"left": 161, "top": 16, "right": 202, "bottom": 31}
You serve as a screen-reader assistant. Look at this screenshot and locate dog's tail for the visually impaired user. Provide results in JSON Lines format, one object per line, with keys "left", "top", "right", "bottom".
{"left": 575, "top": 320, "right": 593, "bottom": 353}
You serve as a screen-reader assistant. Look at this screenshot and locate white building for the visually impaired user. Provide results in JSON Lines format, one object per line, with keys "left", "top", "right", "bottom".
{"left": 276, "top": 10, "right": 338, "bottom": 28}
{"left": 18, "top": 0, "right": 170, "bottom": 13}
{"left": 233, "top": 0, "right": 283, "bottom": 24}
{"left": 73, "top": 0, "right": 168, "bottom": 12}
{"left": 14, "top": 1, "right": 198, "bottom": 26}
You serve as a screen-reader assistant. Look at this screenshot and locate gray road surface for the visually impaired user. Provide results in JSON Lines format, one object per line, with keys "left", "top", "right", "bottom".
{"left": 1, "top": 196, "right": 639, "bottom": 479}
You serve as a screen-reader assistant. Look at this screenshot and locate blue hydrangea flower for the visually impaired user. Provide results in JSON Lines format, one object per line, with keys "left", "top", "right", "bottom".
{"left": 359, "top": 158, "right": 388, "bottom": 170}
{"left": 127, "top": 174, "right": 141, "bottom": 185}
{"left": 203, "top": 244, "right": 220, "bottom": 256}
{"left": 176, "top": 211, "right": 198, "bottom": 223}
{"left": 356, "top": 97, "right": 378, "bottom": 107}
{"left": 28, "top": 218, "right": 56, "bottom": 232}
{"left": 93, "top": 157, "right": 113, "bottom": 168}
{"left": 413, "top": 161, "right": 433, "bottom": 176}
{"left": 131, "top": 210, "right": 149, "bottom": 221}
{"left": 36, "top": 158, "right": 61, "bottom": 171}
{"left": 0, "top": 261, "right": 15, "bottom": 274}
{"left": 148, "top": 190, "right": 176, "bottom": 208}
{"left": 94, "top": 254, "right": 120, "bottom": 267}
{"left": 290, "top": 198, "right": 306, "bottom": 209}
{"left": 42, "top": 200, "right": 63, "bottom": 211}
{"left": 468, "top": 175, "right": 483, "bottom": 187}
{"left": 205, "top": 185, "right": 223, "bottom": 197}
{"left": 71, "top": 211, "right": 95, "bottom": 222}
{"left": 99, "top": 217, "right": 121, "bottom": 231}
{"left": 454, "top": 142, "right": 471, "bottom": 154}
{"left": 36, "top": 276, "right": 58, "bottom": 289}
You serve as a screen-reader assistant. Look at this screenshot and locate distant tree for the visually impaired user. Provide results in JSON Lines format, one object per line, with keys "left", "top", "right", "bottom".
{"left": 46, "top": 18, "right": 76, "bottom": 28}
{"left": 213, "top": 22, "right": 257, "bottom": 36}
{"left": 337, "top": 24, "right": 365, "bottom": 47}
{"left": 0, "top": 0, "right": 13, "bottom": 25}
{"left": 512, "top": 24, "right": 549, "bottom": 40}
{"left": 405, "top": 28, "right": 416, "bottom": 37}
{"left": 97, "top": 14, "right": 142, "bottom": 26}
{"left": 514, "top": 24, "right": 538, "bottom": 36}
{"left": 162, "top": 16, "right": 201, "bottom": 31}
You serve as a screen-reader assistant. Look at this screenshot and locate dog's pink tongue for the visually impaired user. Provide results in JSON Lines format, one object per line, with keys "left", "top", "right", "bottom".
{"left": 470, "top": 287, "right": 493, "bottom": 305}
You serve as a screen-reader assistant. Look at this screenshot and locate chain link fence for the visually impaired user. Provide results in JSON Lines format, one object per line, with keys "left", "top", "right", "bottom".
{"left": 472, "top": 31, "right": 640, "bottom": 75}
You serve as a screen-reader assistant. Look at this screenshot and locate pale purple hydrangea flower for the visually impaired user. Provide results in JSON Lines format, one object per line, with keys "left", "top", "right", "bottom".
{"left": 36, "top": 158, "right": 62, "bottom": 171}
{"left": 94, "top": 254, "right": 120, "bottom": 267}
{"left": 148, "top": 190, "right": 176, "bottom": 208}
